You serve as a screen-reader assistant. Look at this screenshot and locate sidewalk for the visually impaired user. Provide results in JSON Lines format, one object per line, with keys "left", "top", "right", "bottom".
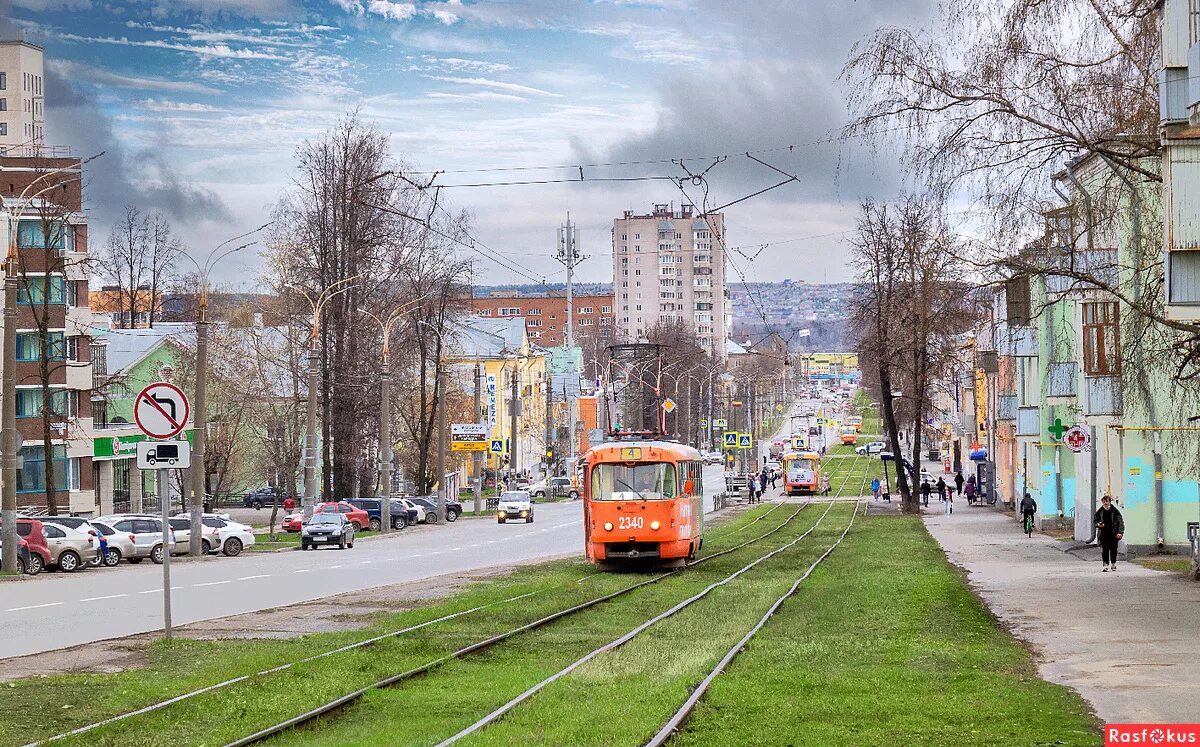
{"left": 923, "top": 507, "right": 1200, "bottom": 724}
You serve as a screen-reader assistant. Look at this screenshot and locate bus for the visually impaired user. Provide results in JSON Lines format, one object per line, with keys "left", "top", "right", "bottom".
{"left": 840, "top": 426, "right": 859, "bottom": 445}
{"left": 782, "top": 451, "right": 821, "bottom": 495}
{"left": 582, "top": 440, "right": 705, "bottom": 566}
{"left": 846, "top": 415, "right": 863, "bottom": 433}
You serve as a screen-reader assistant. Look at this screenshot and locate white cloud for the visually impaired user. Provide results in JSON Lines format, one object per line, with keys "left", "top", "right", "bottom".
{"left": 122, "top": 20, "right": 318, "bottom": 48}
{"left": 427, "top": 75, "right": 560, "bottom": 97}
{"left": 135, "top": 98, "right": 220, "bottom": 112}
{"left": 426, "top": 91, "right": 527, "bottom": 103}
{"left": 366, "top": 0, "right": 416, "bottom": 20}
{"left": 47, "top": 59, "right": 221, "bottom": 94}
{"left": 56, "top": 32, "right": 291, "bottom": 60}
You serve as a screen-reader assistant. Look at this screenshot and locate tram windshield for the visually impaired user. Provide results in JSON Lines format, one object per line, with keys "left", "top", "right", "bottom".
{"left": 590, "top": 462, "right": 677, "bottom": 501}
{"left": 786, "top": 458, "right": 818, "bottom": 482}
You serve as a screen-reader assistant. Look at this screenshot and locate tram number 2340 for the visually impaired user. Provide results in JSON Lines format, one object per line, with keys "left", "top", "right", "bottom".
{"left": 617, "top": 516, "right": 645, "bottom": 530}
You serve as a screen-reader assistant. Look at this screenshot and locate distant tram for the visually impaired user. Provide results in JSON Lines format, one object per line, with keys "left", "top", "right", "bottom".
{"left": 846, "top": 415, "right": 863, "bottom": 433}
{"left": 840, "top": 426, "right": 859, "bottom": 445}
{"left": 583, "top": 441, "right": 705, "bottom": 566}
{"left": 782, "top": 451, "right": 821, "bottom": 495}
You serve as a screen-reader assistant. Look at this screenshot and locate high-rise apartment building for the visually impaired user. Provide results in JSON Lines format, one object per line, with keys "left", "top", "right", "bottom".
{"left": 612, "top": 203, "right": 727, "bottom": 358}
{"left": 0, "top": 40, "right": 45, "bottom": 148}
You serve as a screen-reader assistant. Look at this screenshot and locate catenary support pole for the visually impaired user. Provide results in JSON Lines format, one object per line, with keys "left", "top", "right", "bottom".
{"left": 189, "top": 292, "right": 208, "bottom": 555}
{"left": 378, "top": 358, "right": 391, "bottom": 534}
{"left": 303, "top": 334, "right": 319, "bottom": 518}
{"left": 1, "top": 246, "right": 17, "bottom": 574}
{"left": 473, "top": 362, "right": 482, "bottom": 517}
{"left": 436, "top": 363, "right": 447, "bottom": 521}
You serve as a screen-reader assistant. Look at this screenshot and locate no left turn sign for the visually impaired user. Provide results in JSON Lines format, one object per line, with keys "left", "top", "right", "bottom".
{"left": 135, "top": 382, "right": 190, "bottom": 440}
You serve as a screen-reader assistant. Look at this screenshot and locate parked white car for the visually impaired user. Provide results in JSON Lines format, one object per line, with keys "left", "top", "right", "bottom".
{"left": 174, "top": 513, "right": 255, "bottom": 556}
{"left": 855, "top": 441, "right": 887, "bottom": 456}
{"left": 395, "top": 498, "right": 428, "bottom": 524}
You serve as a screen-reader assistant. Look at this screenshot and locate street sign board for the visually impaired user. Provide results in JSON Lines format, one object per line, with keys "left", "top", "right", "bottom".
{"left": 489, "top": 439, "right": 505, "bottom": 454}
{"left": 699, "top": 419, "right": 709, "bottom": 430}
{"left": 661, "top": 398, "right": 676, "bottom": 414}
{"left": 452, "top": 441, "right": 488, "bottom": 452}
{"left": 134, "top": 382, "right": 189, "bottom": 440}
{"left": 451, "top": 424, "right": 488, "bottom": 441}
{"left": 1064, "top": 425, "right": 1091, "bottom": 453}
{"left": 714, "top": 418, "right": 728, "bottom": 429}
{"left": 136, "top": 440, "right": 191, "bottom": 470}
{"left": 738, "top": 434, "right": 753, "bottom": 449}
{"left": 723, "top": 431, "right": 738, "bottom": 447}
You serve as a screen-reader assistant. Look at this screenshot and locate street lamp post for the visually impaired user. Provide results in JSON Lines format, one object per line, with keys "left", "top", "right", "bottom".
{"left": 178, "top": 224, "right": 272, "bottom": 554}
{"left": 287, "top": 276, "right": 362, "bottom": 518}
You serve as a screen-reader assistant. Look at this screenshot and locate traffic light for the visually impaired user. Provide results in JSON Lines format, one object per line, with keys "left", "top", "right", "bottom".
{"left": 546, "top": 447, "right": 556, "bottom": 461}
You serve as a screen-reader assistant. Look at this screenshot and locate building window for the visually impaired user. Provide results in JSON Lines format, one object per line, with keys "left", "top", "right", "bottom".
{"left": 1082, "top": 301, "right": 1120, "bottom": 375}
{"left": 16, "top": 331, "right": 66, "bottom": 361}
{"left": 17, "top": 445, "right": 68, "bottom": 493}
{"left": 16, "top": 388, "right": 75, "bottom": 418}
{"left": 17, "top": 220, "right": 73, "bottom": 251}
{"left": 18, "top": 276, "right": 71, "bottom": 305}
{"left": 498, "top": 307, "right": 521, "bottom": 316}
{"left": 527, "top": 319, "right": 541, "bottom": 327}
{"left": 0, "top": 98, "right": 6, "bottom": 111}
{"left": 0, "top": 73, "right": 6, "bottom": 90}
{"left": 578, "top": 307, "right": 593, "bottom": 314}
{"left": 527, "top": 308, "right": 541, "bottom": 315}
{"left": 0, "top": 124, "right": 6, "bottom": 137}
{"left": 601, "top": 305, "right": 611, "bottom": 313}
{"left": 477, "top": 309, "right": 491, "bottom": 316}
{"left": 579, "top": 318, "right": 593, "bottom": 326}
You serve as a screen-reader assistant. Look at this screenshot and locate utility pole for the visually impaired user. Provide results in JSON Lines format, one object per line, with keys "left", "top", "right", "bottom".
{"left": 509, "top": 363, "right": 519, "bottom": 478}
{"left": 473, "top": 362, "right": 482, "bottom": 516}
{"left": 303, "top": 334, "right": 319, "bottom": 518}
{"left": 544, "top": 369, "right": 553, "bottom": 475}
{"left": 436, "top": 363, "right": 448, "bottom": 521}
{"left": 556, "top": 216, "right": 583, "bottom": 480}
{"left": 1, "top": 223, "right": 17, "bottom": 574}
{"left": 189, "top": 289, "right": 208, "bottom": 555}
{"left": 378, "top": 352, "right": 391, "bottom": 533}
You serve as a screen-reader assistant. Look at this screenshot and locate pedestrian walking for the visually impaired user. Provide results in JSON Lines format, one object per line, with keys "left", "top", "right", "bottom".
{"left": 870, "top": 476, "right": 881, "bottom": 501}
{"left": 936, "top": 477, "right": 947, "bottom": 508}
{"left": 770, "top": 470, "right": 778, "bottom": 490}
{"left": 943, "top": 488, "right": 953, "bottom": 516}
{"left": 920, "top": 479, "right": 931, "bottom": 508}
{"left": 821, "top": 472, "right": 831, "bottom": 496}
{"left": 97, "top": 530, "right": 110, "bottom": 567}
{"left": 1094, "top": 495, "right": 1125, "bottom": 572}
{"left": 963, "top": 477, "right": 976, "bottom": 505}
{"left": 954, "top": 470, "right": 965, "bottom": 497}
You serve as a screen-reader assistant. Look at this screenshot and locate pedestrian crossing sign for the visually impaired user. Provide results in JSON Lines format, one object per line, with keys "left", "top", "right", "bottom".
{"left": 723, "top": 431, "right": 738, "bottom": 447}
{"left": 489, "top": 439, "right": 504, "bottom": 454}
{"left": 700, "top": 418, "right": 709, "bottom": 430}
{"left": 738, "top": 434, "right": 753, "bottom": 449}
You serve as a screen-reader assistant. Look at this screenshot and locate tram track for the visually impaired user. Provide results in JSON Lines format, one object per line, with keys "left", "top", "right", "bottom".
{"left": 29, "top": 501, "right": 807, "bottom": 747}
{"left": 432, "top": 500, "right": 843, "bottom": 747}
{"left": 642, "top": 500, "right": 864, "bottom": 747}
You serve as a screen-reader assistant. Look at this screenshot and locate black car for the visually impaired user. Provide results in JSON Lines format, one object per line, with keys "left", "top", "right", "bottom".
{"left": 243, "top": 487, "right": 284, "bottom": 510}
{"left": 410, "top": 496, "right": 462, "bottom": 523}
{"left": 347, "top": 498, "right": 412, "bottom": 531}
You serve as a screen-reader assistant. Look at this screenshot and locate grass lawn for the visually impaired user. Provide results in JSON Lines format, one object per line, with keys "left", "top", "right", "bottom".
{"left": 1133, "top": 556, "right": 1193, "bottom": 574}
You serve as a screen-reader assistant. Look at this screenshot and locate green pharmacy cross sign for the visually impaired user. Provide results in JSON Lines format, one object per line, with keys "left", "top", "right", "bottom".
{"left": 1048, "top": 418, "right": 1067, "bottom": 441}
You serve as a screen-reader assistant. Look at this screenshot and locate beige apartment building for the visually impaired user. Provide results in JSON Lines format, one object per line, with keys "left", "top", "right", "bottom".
{"left": 612, "top": 203, "right": 728, "bottom": 358}
{"left": 0, "top": 40, "right": 45, "bottom": 148}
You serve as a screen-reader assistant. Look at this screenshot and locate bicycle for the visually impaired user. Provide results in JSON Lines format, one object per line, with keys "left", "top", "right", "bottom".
{"left": 1023, "top": 512, "right": 1034, "bottom": 538}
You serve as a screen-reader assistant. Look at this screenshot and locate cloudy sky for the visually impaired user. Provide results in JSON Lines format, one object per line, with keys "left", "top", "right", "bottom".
{"left": 4, "top": 0, "right": 933, "bottom": 287}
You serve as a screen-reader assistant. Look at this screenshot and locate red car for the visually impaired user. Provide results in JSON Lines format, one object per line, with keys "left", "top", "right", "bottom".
{"left": 14, "top": 519, "right": 51, "bottom": 574}
{"left": 282, "top": 512, "right": 304, "bottom": 533}
{"left": 314, "top": 502, "right": 369, "bottom": 531}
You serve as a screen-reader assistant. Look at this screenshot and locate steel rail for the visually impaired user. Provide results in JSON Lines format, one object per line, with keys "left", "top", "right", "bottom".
{"left": 642, "top": 500, "right": 864, "bottom": 747}
{"left": 215, "top": 502, "right": 813, "bottom": 747}
{"left": 434, "top": 500, "right": 841, "bottom": 746}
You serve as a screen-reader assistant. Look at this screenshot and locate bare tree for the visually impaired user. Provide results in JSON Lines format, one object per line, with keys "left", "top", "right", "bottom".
{"left": 850, "top": 197, "right": 970, "bottom": 513}
{"left": 97, "top": 206, "right": 148, "bottom": 329}
{"left": 146, "top": 212, "right": 182, "bottom": 328}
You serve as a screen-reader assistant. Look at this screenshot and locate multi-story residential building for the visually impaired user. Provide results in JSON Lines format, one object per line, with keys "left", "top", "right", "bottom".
{"left": 965, "top": 149, "right": 1200, "bottom": 550}
{"left": 0, "top": 40, "right": 45, "bottom": 148}
{"left": 468, "top": 291, "right": 614, "bottom": 347}
{"left": 612, "top": 203, "right": 728, "bottom": 358}
{"left": 0, "top": 152, "right": 95, "bottom": 513}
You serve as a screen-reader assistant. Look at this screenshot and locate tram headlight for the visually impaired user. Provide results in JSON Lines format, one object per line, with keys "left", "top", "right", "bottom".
{"left": 603, "top": 522, "right": 614, "bottom": 531}
{"left": 650, "top": 520, "right": 661, "bottom": 531}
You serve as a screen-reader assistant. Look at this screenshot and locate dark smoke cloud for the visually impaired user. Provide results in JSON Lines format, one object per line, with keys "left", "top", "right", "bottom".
{"left": 44, "top": 65, "right": 231, "bottom": 229}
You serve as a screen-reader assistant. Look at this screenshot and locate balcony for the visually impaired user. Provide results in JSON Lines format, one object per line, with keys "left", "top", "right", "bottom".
{"left": 1046, "top": 361, "right": 1077, "bottom": 399}
{"left": 1084, "top": 376, "right": 1123, "bottom": 416}
{"left": 997, "top": 394, "right": 1017, "bottom": 421}
{"left": 1017, "top": 406, "right": 1041, "bottom": 436}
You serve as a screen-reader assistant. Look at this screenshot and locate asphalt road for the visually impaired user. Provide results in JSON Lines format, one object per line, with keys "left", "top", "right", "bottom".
{"left": 0, "top": 464, "right": 727, "bottom": 659}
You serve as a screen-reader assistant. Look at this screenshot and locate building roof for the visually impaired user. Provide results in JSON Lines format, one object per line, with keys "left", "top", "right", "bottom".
{"left": 726, "top": 338, "right": 749, "bottom": 356}
{"left": 101, "top": 323, "right": 193, "bottom": 376}
{"left": 446, "top": 315, "right": 528, "bottom": 359}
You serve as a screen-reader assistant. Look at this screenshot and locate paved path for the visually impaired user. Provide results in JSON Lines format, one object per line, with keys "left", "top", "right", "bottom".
{"left": 924, "top": 507, "right": 1200, "bottom": 724}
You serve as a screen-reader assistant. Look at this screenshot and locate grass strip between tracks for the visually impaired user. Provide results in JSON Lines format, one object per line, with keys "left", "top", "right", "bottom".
{"left": 0, "top": 502, "right": 789, "bottom": 747}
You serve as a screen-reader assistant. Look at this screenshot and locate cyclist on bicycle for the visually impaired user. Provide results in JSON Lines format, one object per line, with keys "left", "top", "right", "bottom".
{"left": 1019, "top": 492, "right": 1038, "bottom": 534}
